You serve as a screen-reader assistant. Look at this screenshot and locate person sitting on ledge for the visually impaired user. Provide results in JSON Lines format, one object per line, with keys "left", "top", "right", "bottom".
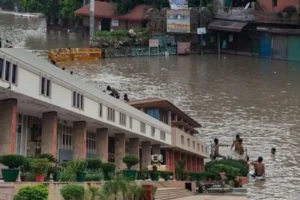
{"left": 213, "top": 138, "right": 227, "bottom": 159}
{"left": 107, "top": 85, "right": 120, "bottom": 98}
{"left": 251, "top": 156, "right": 265, "bottom": 178}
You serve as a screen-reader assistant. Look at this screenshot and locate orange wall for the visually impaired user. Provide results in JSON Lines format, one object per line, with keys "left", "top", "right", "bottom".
{"left": 259, "top": 0, "right": 300, "bottom": 12}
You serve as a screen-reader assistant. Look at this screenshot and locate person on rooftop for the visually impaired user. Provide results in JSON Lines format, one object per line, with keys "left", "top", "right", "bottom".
{"left": 124, "top": 94, "right": 130, "bottom": 102}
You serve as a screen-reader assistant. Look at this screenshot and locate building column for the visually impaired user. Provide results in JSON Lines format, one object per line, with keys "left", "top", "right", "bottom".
{"left": 168, "top": 111, "right": 172, "bottom": 125}
{"left": 141, "top": 141, "right": 151, "bottom": 170}
{"left": 128, "top": 138, "right": 140, "bottom": 170}
{"left": 181, "top": 153, "right": 187, "bottom": 171}
{"left": 187, "top": 155, "right": 192, "bottom": 172}
{"left": 200, "top": 158, "right": 204, "bottom": 172}
{"left": 73, "top": 121, "right": 87, "bottom": 159}
{"left": 0, "top": 99, "right": 17, "bottom": 155}
{"left": 152, "top": 144, "right": 161, "bottom": 155}
{"left": 115, "top": 133, "right": 126, "bottom": 170}
{"left": 193, "top": 156, "right": 197, "bottom": 172}
{"left": 41, "top": 112, "right": 58, "bottom": 157}
{"left": 97, "top": 128, "right": 108, "bottom": 162}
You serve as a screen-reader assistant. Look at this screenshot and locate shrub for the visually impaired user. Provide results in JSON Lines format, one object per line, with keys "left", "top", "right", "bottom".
{"left": 69, "top": 160, "right": 87, "bottom": 173}
{"left": 150, "top": 171, "right": 160, "bottom": 181}
{"left": 14, "top": 184, "right": 48, "bottom": 200}
{"left": 101, "top": 162, "right": 116, "bottom": 172}
{"left": 60, "top": 185, "right": 85, "bottom": 200}
{"left": 31, "top": 159, "right": 51, "bottom": 175}
{"left": 123, "top": 155, "right": 139, "bottom": 169}
{"left": 86, "top": 158, "right": 102, "bottom": 170}
{"left": 36, "top": 154, "right": 57, "bottom": 163}
{"left": 160, "top": 171, "right": 170, "bottom": 181}
{"left": 0, "top": 155, "right": 25, "bottom": 168}
{"left": 85, "top": 169, "right": 103, "bottom": 181}
{"left": 22, "top": 158, "right": 36, "bottom": 172}
{"left": 59, "top": 167, "right": 76, "bottom": 182}
{"left": 137, "top": 169, "right": 148, "bottom": 180}
{"left": 205, "top": 159, "right": 248, "bottom": 177}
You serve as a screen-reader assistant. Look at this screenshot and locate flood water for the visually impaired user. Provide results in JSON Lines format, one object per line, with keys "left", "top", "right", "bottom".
{"left": 1, "top": 14, "right": 300, "bottom": 200}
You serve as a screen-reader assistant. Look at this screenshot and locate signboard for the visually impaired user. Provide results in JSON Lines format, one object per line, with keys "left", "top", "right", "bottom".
{"left": 167, "top": 10, "right": 190, "bottom": 33}
{"left": 111, "top": 19, "right": 119, "bottom": 27}
{"left": 149, "top": 39, "right": 159, "bottom": 47}
{"left": 197, "top": 28, "right": 207, "bottom": 35}
{"left": 168, "top": 0, "right": 188, "bottom": 10}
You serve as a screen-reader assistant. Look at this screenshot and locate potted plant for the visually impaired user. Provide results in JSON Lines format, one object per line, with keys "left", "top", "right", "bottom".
{"left": 86, "top": 158, "right": 102, "bottom": 170}
{"left": 138, "top": 169, "right": 149, "bottom": 180}
{"left": 122, "top": 155, "right": 139, "bottom": 180}
{"left": 71, "top": 160, "right": 88, "bottom": 182}
{"left": 101, "top": 162, "right": 116, "bottom": 180}
{"left": 31, "top": 158, "right": 51, "bottom": 182}
{"left": 150, "top": 171, "right": 160, "bottom": 181}
{"left": 20, "top": 166, "right": 26, "bottom": 182}
{"left": 160, "top": 171, "right": 170, "bottom": 181}
{"left": 0, "top": 155, "right": 24, "bottom": 182}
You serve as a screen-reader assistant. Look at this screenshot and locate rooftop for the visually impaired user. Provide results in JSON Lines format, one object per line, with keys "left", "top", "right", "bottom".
{"left": 75, "top": 2, "right": 153, "bottom": 21}
{"left": 128, "top": 98, "right": 201, "bottom": 128}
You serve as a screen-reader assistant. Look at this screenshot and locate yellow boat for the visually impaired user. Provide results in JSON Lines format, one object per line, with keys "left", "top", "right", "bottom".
{"left": 48, "top": 48, "right": 102, "bottom": 63}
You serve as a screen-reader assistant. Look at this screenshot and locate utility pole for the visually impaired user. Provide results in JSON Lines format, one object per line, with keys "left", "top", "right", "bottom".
{"left": 90, "top": 0, "right": 95, "bottom": 42}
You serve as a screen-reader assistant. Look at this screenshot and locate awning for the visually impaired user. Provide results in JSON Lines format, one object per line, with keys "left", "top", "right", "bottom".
{"left": 208, "top": 20, "right": 248, "bottom": 33}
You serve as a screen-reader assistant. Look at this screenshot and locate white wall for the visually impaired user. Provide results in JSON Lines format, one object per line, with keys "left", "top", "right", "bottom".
{"left": 0, "top": 50, "right": 172, "bottom": 145}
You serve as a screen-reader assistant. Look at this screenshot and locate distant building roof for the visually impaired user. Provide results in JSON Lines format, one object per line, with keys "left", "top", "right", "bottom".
{"left": 75, "top": 2, "right": 153, "bottom": 21}
{"left": 128, "top": 98, "right": 201, "bottom": 128}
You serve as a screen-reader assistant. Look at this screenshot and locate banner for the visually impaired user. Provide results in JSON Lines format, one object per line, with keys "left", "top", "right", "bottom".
{"left": 168, "top": 0, "right": 189, "bottom": 10}
{"left": 167, "top": 10, "right": 190, "bottom": 33}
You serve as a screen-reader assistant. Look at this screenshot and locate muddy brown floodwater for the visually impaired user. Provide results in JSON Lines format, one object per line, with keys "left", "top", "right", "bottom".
{"left": 1, "top": 13, "right": 300, "bottom": 200}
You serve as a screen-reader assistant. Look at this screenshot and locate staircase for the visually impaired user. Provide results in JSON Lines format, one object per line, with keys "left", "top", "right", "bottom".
{"left": 154, "top": 188, "right": 194, "bottom": 200}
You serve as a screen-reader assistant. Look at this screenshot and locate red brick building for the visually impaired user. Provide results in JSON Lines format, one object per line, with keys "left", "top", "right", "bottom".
{"left": 75, "top": 2, "right": 153, "bottom": 31}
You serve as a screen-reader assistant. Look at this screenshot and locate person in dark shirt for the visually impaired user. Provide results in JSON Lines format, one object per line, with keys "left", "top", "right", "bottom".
{"left": 124, "top": 94, "right": 130, "bottom": 102}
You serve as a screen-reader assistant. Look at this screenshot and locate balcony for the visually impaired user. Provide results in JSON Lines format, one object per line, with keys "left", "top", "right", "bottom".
{"left": 171, "top": 127, "right": 209, "bottom": 158}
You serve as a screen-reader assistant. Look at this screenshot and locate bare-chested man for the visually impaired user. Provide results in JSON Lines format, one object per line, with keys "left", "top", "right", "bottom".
{"left": 251, "top": 156, "right": 265, "bottom": 177}
{"left": 231, "top": 134, "right": 241, "bottom": 151}
{"left": 213, "top": 138, "right": 227, "bottom": 159}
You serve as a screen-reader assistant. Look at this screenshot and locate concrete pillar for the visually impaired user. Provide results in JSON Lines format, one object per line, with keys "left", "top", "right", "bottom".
{"left": 97, "top": 128, "right": 108, "bottom": 162}
{"left": 193, "top": 156, "right": 197, "bottom": 172}
{"left": 141, "top": 141, "right": 151, "bottom": 170}
{"left": 0, "top": 99, "right": 17, "bottom": 155}
{"left": 128, "top": 138, "right": 140, "bottom": 170}
{"left": 41, "top": 112, "right": 58, "bottom": 157}
{"left": 175, "top": 115, "right": 178, "bottom": 121}
{"left": 200, "top": 158, "right": 204, "bottom": 172}
{"left": 152, "top": 144, "right": 161, "bottom": 155}
{"left": 182, "top": 154, "right": 188, "bottom": 171}
{"left": 73, "top": 121, "right": 87, "bottom": 159}
{"left": 168, "top": 111, "right": 172, "bottom": 125}
{"left": 115, "top": 133, "right": 126, "bottom": 170}
{"left": 187, "top": 155, "right": 192, "bottom": 172}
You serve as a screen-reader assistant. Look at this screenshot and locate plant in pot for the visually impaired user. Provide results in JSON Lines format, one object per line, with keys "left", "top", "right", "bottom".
{"left": 31, "top": 158, "right": 51, "bottom": 182}
{"left": 160, "top": 171, "right": 170, "bottom": 181}
{"left": 150, "top": 166, "right": 160, "bottom": 181}
{"left": 70, "top": 160, "right": 88, "bottom": 182}
{"left": 101, "top": 162, "right": 116, "bottom": 181}
{"left": 122, "top": 155, "right": 139, "bottom": 180}
{"left": 0, "top": 154, "right": 24, "bottom": 182}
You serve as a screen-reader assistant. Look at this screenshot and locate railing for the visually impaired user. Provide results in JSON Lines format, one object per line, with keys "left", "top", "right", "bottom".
{"left": 171, "top": 127, "right": 209, "bottom": 158}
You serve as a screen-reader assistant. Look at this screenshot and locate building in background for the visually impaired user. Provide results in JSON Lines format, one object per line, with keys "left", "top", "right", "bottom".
{"left": 75, "top": 2, "right": 153, "bottom": 32}
{"left": 0, "top": 48, "right": 208, "bottom": 173}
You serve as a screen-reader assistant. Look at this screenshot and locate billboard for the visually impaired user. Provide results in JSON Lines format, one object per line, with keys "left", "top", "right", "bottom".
{"left": 166, "top": 10, "right": 190, "bottom": 33}
{"left": 168, "top": 0, "right": 189, "bottom": 10}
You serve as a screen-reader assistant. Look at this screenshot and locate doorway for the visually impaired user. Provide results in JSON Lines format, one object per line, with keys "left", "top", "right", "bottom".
{"left": 16, "top": 114, "right": 28, "bottom": 156}
{"left": 101, "top": 18, "right": 111, "bottom": 31}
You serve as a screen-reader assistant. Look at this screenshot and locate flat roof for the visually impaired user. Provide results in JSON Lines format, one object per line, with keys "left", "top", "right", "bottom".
{"left": 0, "top": 48, "right": 171, "bottom": 131}
{"left": 128, "top": 98, "right": 201, "bottom": 128}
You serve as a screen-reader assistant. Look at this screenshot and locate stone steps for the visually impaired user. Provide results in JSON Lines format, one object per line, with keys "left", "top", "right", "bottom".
{"left": 155, "top": 188, "right": 194, "bottom": 200}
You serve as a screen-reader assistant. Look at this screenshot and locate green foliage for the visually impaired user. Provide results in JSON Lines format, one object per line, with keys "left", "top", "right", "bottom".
{"left": 86, "top": 158, "right": 102, "bottom": 170}
{"left": 25, "top": 172, "right": 35, "bottom": 181}
{"left": 31, "top": 159, "right": 51, "bottom": 175}
{"left": 0, "top": 155, "right": 25, "bottom": 168}
{"left": 22, "top": 158, "right": 36, "bottom": 172}
{"left": 36, "top": 154, "right": 57, "bottom": 163}
{"left": 101, "top": 162, "right": 116, "bottom": 172}
{"left": 160, "top": 171, "right": 171, "bottom": 181}
{"left": 13, "top": 185, "right": 48, "bottom": 200}
{"left": 85, "top": 169, "right": 103, "bottom": 181}
{"left": 60, "top": 185, "right": 85, "bottom": 200}
{"left": 60, "top": 0, "right": 82, "bottom": 20}
{"left": 59, "top": 166, "right": 76, "bottom": 182}
{"left": 205, "top": 159, "right": 248, "bottom": 177}
{"left": 137, "top": 169, "right": 148, "bottom": 180}
{"left": 150, "top": 171, "right": 160, "bottom": 181}
{"left": 123, "top": 155, "right": 139, "bottom": 169}
{"left": 175, "top": 160, "right": 188, "bottom": 181}
{"left": 69, "top": 160, "right": 88, "bottom": 172}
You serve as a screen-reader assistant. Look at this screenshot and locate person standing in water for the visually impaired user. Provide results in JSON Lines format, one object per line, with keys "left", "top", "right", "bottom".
{"left": 251, "top": 156, "right": 265, "bottom": 177}
{"left": 231, "top": 134, "right": 241, "bottom": 151}
{"left": 213, "top": 138, "right": 227, "bottom": 159}
{"left": 271, "top": 148, "right": 276, "bottom": 155}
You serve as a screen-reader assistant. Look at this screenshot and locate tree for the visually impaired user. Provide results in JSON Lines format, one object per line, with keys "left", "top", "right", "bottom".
{"left": 60, "top": 0, "right": 82, "bottom": 20}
